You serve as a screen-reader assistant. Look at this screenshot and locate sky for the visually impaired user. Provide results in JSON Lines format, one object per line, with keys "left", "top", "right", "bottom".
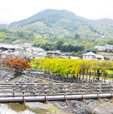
{"left": 0, "top": 0, "right": 113, "bottom": 24}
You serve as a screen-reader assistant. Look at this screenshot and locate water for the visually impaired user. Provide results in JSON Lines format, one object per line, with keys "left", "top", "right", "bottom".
{"left": 0, "top": 103, "right": 50, "bottom": 114}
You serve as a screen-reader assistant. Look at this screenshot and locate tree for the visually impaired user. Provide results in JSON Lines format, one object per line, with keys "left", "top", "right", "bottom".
{"left": 79, "top": 41, "right": 93, "bottom": 52}
{"left": 106, "top": 39, "right": 113, "bottom": 45}
{"left": 5, "top": 57, "right": 31, "bottom": 77}
{"left": 74, "top": 33, "right": 80, "bottom": 40}
{"left": 55, "top": 40, "right": 64, "bottom": 50}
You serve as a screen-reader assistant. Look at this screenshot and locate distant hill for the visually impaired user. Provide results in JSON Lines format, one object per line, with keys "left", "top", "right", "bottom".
{"left": 7, "top": 9, "right": 113, "bottom": 28}
{"left": 0, "top": 24, "right": 7, "bottom": 28}
{"left": 1, "top": 9, "right": 113, "bottom": 44}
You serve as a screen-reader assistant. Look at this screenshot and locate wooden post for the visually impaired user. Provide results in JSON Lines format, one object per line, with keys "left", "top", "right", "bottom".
{"left": 98, "top": 97, "right": 100, "bottom": 101}
{"left": 65, "top": 99, "right": 68, "bottom": 104}
{"left": 23, "top": 101, "right": 26, "bottom": 106}
{"left": 45, "top": 100, "right": 48, "bottom": 104}
{"left": 97, "top": 93, "right": 100, "bottom": 101}
{"left": 82, "top": 98, "right": 85, "bottom": 102}
{"left": 82, "top": 94, "right": 85, "bottom": 102}
{"left": 44, "top": 95, "right": 48, "bottom": 104}
{"left": 13, "top": 88, "right": 14, "bottom": 96}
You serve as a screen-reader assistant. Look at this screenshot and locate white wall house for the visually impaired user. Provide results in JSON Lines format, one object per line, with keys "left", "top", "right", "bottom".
{"left": 83, "top": 52, "right": 104, "bottom": 61}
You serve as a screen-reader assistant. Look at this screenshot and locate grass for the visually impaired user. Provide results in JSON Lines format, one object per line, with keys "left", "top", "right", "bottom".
{"left": 97, "top": 52, "right": 113, "bottom": 56}
{"left": 8, "top": 103, "right": 51, "bottom": 114}
{"left": 49, "top": 106, "right": 59, "bottom": 113}
{"left": 8, "top": 103, "right": 26, "bottom": 112}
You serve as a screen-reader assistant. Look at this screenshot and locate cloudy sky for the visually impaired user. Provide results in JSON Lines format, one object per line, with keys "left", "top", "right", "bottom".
{"left": 0, "top": 0, "right": 113, "bottom": 24}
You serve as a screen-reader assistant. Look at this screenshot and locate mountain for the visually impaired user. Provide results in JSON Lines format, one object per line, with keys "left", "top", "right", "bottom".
{"left": 1, "top": 9, "right": 113, "bottom": 44}
{"left": 7, "top": 9, "right": 113, "bottom": 28}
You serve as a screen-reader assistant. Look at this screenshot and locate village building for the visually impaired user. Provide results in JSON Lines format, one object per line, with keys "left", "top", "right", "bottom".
{"left": 47, "top": 50, "right": 61, "bottom": 58}
{"left": 0, "top": 43, "right": 47, "bottom": 59}
{"left": 95, "top": 45, "right": 106, "bottom": 52}
{"left": 83, "top": 52, "right": 104, "bottom": 61}
{"left": 0, "top": 43, "right": 20, "bottom": 52}
{"left": 70, "top": 56, "right": 81, "bottom": 60}
{"left": 95, "top": 44, "right": 113, "bottom": 52}
{"left": 60, "top": 56, "right": 70, "bottom": 59}
{"left": 105, "top": 45, "right": 113, "bottom": 52}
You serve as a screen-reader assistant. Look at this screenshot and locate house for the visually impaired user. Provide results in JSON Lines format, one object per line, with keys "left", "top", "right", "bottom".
{"left": 0, "top": 43, "right": 47, "bottom": 59}
{"left": 70, "top": 56, "right": 81, "bottom": 60}
{"left": 60, "top": 56, "right": 70, "bottom": 59}
{"left": 96, "top": 55, "right": 104, "bottom": 61}
{"left": 105, "top": 45, "right": 113, "bottom": 52}
{"left": 83, "top": 52, "right": 104, "bottom": 61}
{"left": 95, "top": 45, "right": 113, "bottom": 52}
{"left": 0, "top": 43, "right": 20, "bottom": 52}
{"left": 60, "top": 56, "right": 81, "bottom": 60}
{"left": 26, "top": 47, "right": 45, "bottom": 54}
{"left": 47, "top": 50, "right": 61, "bottom": 58}
{"left": 95, "top": 46, "right": 106, "bottom": 52}
{"left": 31, "top": 51, "right": 47, "bottom": 59}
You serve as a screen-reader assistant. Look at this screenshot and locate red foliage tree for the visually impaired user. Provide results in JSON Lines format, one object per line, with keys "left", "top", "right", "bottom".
{"left": 4, "top": 57, "right": 31, "bottom": 76}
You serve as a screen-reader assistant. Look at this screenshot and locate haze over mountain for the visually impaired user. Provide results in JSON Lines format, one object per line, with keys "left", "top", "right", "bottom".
{"left": 1, "top": 9, "right": 113, "bottom": 44}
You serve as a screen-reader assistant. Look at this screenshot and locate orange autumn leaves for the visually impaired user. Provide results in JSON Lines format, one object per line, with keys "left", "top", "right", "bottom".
{"left": 0, "top": 57, "right": 31, "bottom": 72}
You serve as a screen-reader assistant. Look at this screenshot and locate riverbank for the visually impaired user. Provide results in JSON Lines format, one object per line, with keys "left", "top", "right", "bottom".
{"left": 1, "top": 98, "right": 112, "bottom": 114}
{"left": 0, "top": 67, "right": 113, "bottom": 114}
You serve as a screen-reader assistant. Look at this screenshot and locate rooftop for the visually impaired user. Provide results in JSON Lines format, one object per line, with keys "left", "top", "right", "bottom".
{"left": 47, "top": 50, "right": 61, "bottom": 54}
{"left": 83, "top": 52, "right": 96, "bottom": 56}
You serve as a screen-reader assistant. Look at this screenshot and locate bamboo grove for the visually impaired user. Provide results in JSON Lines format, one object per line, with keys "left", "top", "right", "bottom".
{"left": 30, "top": 58, "right": 113, "bottom": 82}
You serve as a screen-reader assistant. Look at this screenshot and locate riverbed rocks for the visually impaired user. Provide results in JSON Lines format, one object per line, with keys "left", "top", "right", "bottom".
{"left": 25, "top": 70, "right": 81, "bottom": 83}
{"left": 10, "top": 76, "right": 38, "bottom": 84}
{"left": 50, "top": 99, "right": 113, "bottom": 114}
{"left": 0, "top": 67, "right": 15, "bottom": 83}
{"left": 92, "top": 99, "right": 113, "bottom": 114}
{"left": 25, "top": 99, "right": 113, "bottom": 114}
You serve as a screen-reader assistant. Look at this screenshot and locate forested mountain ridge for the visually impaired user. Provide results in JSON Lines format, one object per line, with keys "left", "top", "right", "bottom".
{"left": 7, "top": 9, "right": 113, "bottom": 29}
{"left": 1, "top": 9, "right": 113, "bottom": 44}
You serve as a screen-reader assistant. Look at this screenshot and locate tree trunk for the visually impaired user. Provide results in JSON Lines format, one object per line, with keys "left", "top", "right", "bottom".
{"left": 86, "top": 69, "right": 88, "bottom": 82}
{"left": 82, "top": 69, "right": 84, "bottom": 83}
{"left": 104, "top": 75, "right": 106, "bottom": 83}
{"left": 37, "top": 65, "right": 38, "bottom": 71}
{"left": 101, "top": 72, "right": 103, "bottom": 83}
{"left": 79, "top": 70, "right": 81, "bottom": 81}
{"left": 82, "top": 69, "right": 85, "bottom": 82}
{"left": 89, "top": 71, "right": 91, "bottom": 83}
{"left": 94, "top": 70, "right": 96, "bottom": 82}
{"left": 97, "top": 70, "right": 100, "bottom": 80}
{"left": 67, "top": 75, "right": 68, "bottom": 79}
{"left": 112, "top": 74, "right": 113, "bottom": 83}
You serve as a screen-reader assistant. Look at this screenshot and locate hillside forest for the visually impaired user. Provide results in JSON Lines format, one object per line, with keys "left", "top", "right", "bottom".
{"left": 1, "top": 9, "right": 113, "bottom": 53}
